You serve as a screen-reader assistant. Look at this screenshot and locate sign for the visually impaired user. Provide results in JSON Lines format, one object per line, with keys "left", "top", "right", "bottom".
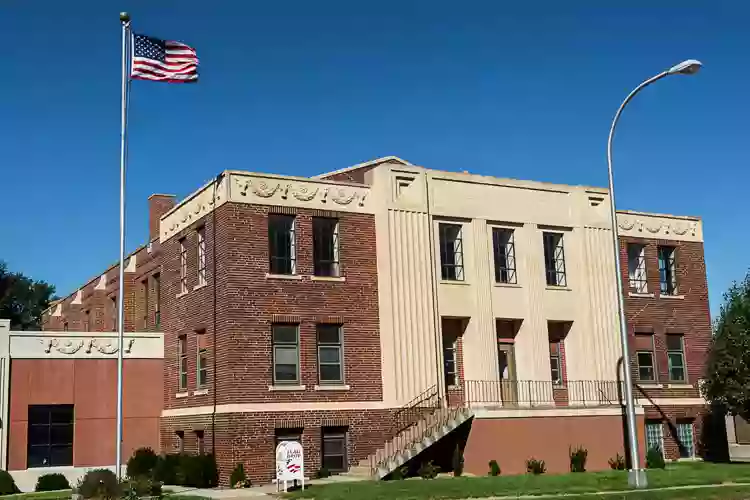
{"left": 275, "top": 440, "right": 305, "bottom": 492}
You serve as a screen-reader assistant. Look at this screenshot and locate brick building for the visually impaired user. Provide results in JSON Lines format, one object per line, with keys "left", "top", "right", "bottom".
{"left": 0, "top": 156, "right": 715, "bottom": 486}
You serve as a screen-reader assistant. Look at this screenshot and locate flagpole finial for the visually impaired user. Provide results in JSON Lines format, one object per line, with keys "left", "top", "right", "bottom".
{"left": 119, "top": 12, "right": 130, "bottom": 23}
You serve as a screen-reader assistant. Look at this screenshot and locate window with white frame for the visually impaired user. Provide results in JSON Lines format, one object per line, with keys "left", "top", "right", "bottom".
{"left": 313, "top": 218, "right": 340, "bottom": 277}
{"left": 492, "top": 228, "right": 517, "bottom": 284}
{"left": 197, "top": 330, "right": 208, "bottom": 388}
{"left": 317, "top": 324, "right": 343, "bottom": 384}
{"left": 439, "top": 223, "right": 464, "bottom": 281}
{"left": 549, "top": 341, "right": 563, "bottom": 386}
{"left": 667, "top": 334, "right": 686, "bottom": 382}
{"left": 178, "top": 334, "right": 188, "bottom": 390}
{"left": 627, "top": 243, "right": 648, "bottom": 293}
{"left": 272, "top": 324, "right": 299, "bottom": 384}
{"left": 269, "top": 215, "right": 296, "bottom": 275}
{"left": 153, "top": 273, "right": 161, "bottom": 329}
{"left": 635, "top": 333, "right": 656, "bottom": 382}
{"left": 197, "top": 227, "right": 207, "bottom": 286}
{"left": 658, "top": 246, "right": 678, "bottom": 295}
{"left": 442, "top": 333, "right": 457, "bottom": 387}
{"left": 645, "top": 421, "right": 664, "bottom": 456}
{"left": 676, "top": 420, "right": 695, "bottom": 458}
{"left": 179, "top": 237, "right": 188, "bottom": 294}
{"left": 543, "top": 232, "right": 567, "bottom": 287}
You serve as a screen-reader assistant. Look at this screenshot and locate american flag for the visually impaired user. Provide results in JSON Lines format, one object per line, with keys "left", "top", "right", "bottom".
{"left": 131, "top": 33, "right": 198, "bottom": 83}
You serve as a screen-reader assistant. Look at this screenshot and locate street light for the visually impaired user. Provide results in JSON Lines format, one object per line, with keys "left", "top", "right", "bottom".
{"left": 606, "top": 59, "right": 702, "bottom": 489}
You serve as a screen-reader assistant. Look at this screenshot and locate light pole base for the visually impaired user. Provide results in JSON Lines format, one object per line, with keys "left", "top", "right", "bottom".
{"left": 627, "top": 469, "right": 648, "bottom": 489}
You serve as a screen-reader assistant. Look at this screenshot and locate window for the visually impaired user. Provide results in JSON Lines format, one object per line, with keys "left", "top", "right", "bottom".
{"left": 439, "top": 223, "right": 464, "bottom": 281}
{"left": 142, "top": 279, "right": 149, "bottom": 329}
{"left": 635, "top": 334, "right": 656, "bottom": 382}
{"left": 197, "top": 331, "right": 208, "bottom": 388}
{"left": 658, "top": 246, "right": 677, "bottom": 295}
{"left": 667, "top": 334, "right": 686, "bottom": 382}
{"left": 27, "top": 405, "right": 74, "bottom": 467}
{"left": 549, "top": 341, "right": 563, "bottom": 385}
{"left": 317, "top": 324, "right": 343, "bottom": 384}
{"left": 111, "top": 296, "right": 117, "bottom": 331}
{"left": 322, "top": 427, "right": 348, "bottom": 473}
{"left": 275, "top": 429, "right": 302, "bottom": 449}
{"left": 645, "top": 421, "right": 664, "bottom": 456}
{"left": 153, "top": 273, "right": 161, "bottom": 329}
{"left": 543, "top": 232, "right": 567, "bottom": 287}
{"left": 628, "top": 244, "right": 648, "bottom": 293}
{"left": 178, "top": 334, "right": 188, "bottom": 390}
{"left": 197, "top": 227, "right": 207, "bottom": 286}
{"left": 175, "top": 430, "right": 185, "bottom": 453}
{"left": 195, "top": 430, "right": 205, "bottom": 454}
{"left": 492, "top": 228, "right": 517, "bottom": 284}
{"left": 269, "top": 215, "right": 296, "bottom": 275}
{"left": 676, "top": 421, "right": 695, "bottom": 458}
{"left": 443, "top": 334, "right": 457, "bottom": 388}
{"left": 63, "top": 321, "right": 68, "bottom": 332}
{"left": 84, "top": 310, "right": 90, "bottom": 332}
{"left": 272, "top": 324, "right": 299, "bottom": 384}
{"left": 179, "top": 238, "right": 188, "bottom": 294}
{"left": 313, "top": 218, "right": 340, "bottom": 277}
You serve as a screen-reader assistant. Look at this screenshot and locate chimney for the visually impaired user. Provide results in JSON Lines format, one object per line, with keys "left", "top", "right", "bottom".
{"left": 148, "top": 194, "right": 176, "bottom": 241}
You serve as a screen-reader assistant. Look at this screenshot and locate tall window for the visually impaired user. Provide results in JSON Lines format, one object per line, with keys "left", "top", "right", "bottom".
{"left": 676, "top": 420, "right": 695, "bottom": 458}
{"left": 84, "top": 310, "right": 90, "bottom": 332}
{"left": 269, "top": 215, "right": 296, "bottom": 275}
{"left": 197, "top": 227, "right": 207, "bottom": 286}
{"left": 272, "top": 324, "right": 299, "bottom": 384}
{"left": 63, "top": 321, "right": 69, "bottom": 332}
{"left": 153, "top": 273, "right": 161, "bottom": 329}
{"left": 658, "top": 246, "right": 677, "bottom": 295}
{"left": 175, "top": 431, "right": 185, "bottom": 453}
{"left": 111, "top": 296, "right": 117, "bottom": 332}
{"left": 142, "top": 278, "right": 149, "bottom": 329}
{"left": 667, "top": 334, "right": 686, "bottom": 382}
{"left": 543, "top": 232, "right": 567, "bottom": 287}
{"left": 313, "top": 218, "right": 340, "bottom": 277}
{"left": 321, "top": 427, "right": 348, "bottom": 473}
{"left": 439, "top": 223, "right": 464, "bottom": 281}
{"left": 195, "top": 430, "right": 205, "bottom": 454}
{"left": 178, "top": 334, "right": 188, "bottom": 390}
{"left": 197, "top": 331, "right": 208, "bottom": 388}
{"left": 179, "top": 237, "right": 188, "bottom": 294}
{"left": 442, "top": 333, "right": 457, "bottom": 387}
{"left": 645, "top": 420, "right": 664, "bottom": 456}
{"left": 635, "top": 333, "right": 656, "bottom": 382}
{"left": 627, "top": 244, "right": 648, "bottom": 293}
{"left": 27, "top": 405, "right": 74, "bottom": 467}
{"left": 492, "top": 228, "right": 517, "bottom": 284}
{"left": 317, "top": 324, "right": 343, "bottom": 384}
{"left": 549, "top": 341, "right": 563, "bottom": 386}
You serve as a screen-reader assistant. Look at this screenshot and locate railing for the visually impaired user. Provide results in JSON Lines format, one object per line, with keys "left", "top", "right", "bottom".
{"left": 464, "top": 379, "right": 623, "bottom": 408}
{"left": 393, "top": 384, "right": 441, "bottom": 433}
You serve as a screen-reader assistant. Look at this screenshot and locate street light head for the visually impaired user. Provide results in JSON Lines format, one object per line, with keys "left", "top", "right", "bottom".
{"left": 668, "top": 59, "right": 702, "bottom": 75}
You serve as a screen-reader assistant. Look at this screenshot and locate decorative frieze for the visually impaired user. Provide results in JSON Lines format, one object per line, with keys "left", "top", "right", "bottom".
{"left": 616, "top": 211, "right": 702, "bottom": 243}
{"left": 10, "top": 332, "right": 163, "bottom": 359}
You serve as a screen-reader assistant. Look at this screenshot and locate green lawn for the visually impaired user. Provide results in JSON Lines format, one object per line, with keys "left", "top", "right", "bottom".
{"left": 1, "top": 491, "right": 71, "bottom": 500}
{"left": 286, "top": 463, "right": 750, "bottom": 500}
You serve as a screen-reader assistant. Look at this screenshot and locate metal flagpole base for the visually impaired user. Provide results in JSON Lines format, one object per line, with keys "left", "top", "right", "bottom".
{"left": 627, "top": 469, "right": 648, "bottom": 489}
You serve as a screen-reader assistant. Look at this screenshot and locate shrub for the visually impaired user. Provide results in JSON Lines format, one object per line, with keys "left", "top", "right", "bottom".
{"left": 526, "top": 458, "right": 546, "bottom": 475}
{"left": 451, "top": 445, "right": 464, "bottom": 477}
{"left": 315, "top": 467, "right": 331, "bottom": 479}
{"left": 569, "top": 446, "right": 588, "bottom": 473}
{"left": 608, "top": 453, "right": 626, "bottom": 470}
{"left": 417, "top": 461, "right": 439, "bottom": 480}
{"left": 153, "top": 454, "right": 181, "bottom": 485}
{"left": 0, "top": 470, "right": 19, "bottom": 495}
{"left": 230, "top": 463, "right": 251, "bottom": 488}
{"left": 35, "top": 473, "right": 71, "bottom": 492}
{"left": 488, "top": 460, "right": 501, "bottom": 476}
{"left": 180, "top": 454, "right": 219, "bottom": 488}
{"left": 76, "top": 469, "right": 121, "bottom": 500}
{"left": 646, "top": 447, "right": 666, "bottom": 469}
{"left": 127, "top": 447, "right": 158, "bottom": 479}
{"left": 388, "top": 466, "right": 407, "bottom": 480}
{"left": 122, "top": 476, "right": 162, "bottom": 499}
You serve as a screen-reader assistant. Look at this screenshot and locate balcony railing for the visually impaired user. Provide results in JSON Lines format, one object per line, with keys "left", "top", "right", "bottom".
{"left": 463, "top": 380, "right": 623, "bottom": 408}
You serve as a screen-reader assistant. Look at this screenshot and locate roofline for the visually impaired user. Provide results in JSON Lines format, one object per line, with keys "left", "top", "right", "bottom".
{"left": 311, "top": 155, "right": 412, "bottom": 179}
{"left": 616, "top": 210, "right": 701, "bottom": 221}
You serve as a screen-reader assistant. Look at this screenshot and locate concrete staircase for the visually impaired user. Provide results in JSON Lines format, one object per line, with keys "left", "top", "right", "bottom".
{"left": 347, "top": 405, "right": 474, "bottom": 480}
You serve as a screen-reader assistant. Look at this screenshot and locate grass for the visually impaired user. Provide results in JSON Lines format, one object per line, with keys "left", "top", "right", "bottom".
{"left": 1, "top": 491, "right": 71, "bottom": 500}
{"left": 285, "top": 462, "right": 750, "bottom": 500}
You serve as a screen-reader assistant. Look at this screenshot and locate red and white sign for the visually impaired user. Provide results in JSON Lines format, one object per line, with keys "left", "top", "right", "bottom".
{"left": 275, "top": 440, "right": 305, "bottom": 492}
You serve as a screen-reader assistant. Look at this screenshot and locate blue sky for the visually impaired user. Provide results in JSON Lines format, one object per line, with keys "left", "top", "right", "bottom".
{"left": 0, "top": 1, "right": 745, "bottom": 316}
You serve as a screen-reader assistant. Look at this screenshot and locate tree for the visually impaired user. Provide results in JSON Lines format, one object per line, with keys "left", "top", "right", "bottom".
{"left": 703, "top": 271, "right": 750, "bottom": 419}
{"left": 0, "top": 261, "right": 56, "bottom": 330}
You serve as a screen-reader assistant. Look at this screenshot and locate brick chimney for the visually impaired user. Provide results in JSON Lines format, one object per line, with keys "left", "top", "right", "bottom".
{"left": 148, "top": 194, "right": 176, "bottom": 241}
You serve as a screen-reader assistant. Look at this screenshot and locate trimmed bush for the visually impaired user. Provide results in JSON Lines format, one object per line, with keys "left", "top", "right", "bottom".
{"left": 608, "top": 453, "right": 626, "bottom": 470}
{"left": 0, "top": 470, "right": 19, "bottom": 495}
{"left": 76, "top": 469, "right": 121, "bottom": 500}
{"left": 525, "top": 458, "right": 546, "bottom": 475}
{"left": 569, "top": 446, "right": 588, "bottom": 473}
{"left": 35, "top": 473, "right": 71, "bottom": 492}
{"left": 230, "top": 463, "right": 251, "bottom": 488}
{"left": 488, "top": 460, "right": 501, "bottom": 477}
{"left": 153, "top": 454, "right": 181, "bottom": 485}
{"left": 127, "top": 447, "right": 158, "bottom": 479}
{"left": 123, "top": 476, "right": 162, "bottom": 499}
{"left": 646, "top": 447, "right": 666, "bottom": 469}
{"left": 451, "top": 445, "right": 464, "bottom": 477}
{"left": 315, "top": 467, "right": 331, "bottom": 479}
{"left": 181, "top": 454, "right": 219, "bottom": 488}
{"left": 417, "top": 461, "right": 439, "bottom": 480}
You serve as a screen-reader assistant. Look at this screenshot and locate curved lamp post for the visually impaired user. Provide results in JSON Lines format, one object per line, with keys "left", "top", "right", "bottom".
{"left": 607, "top": 59, "right": 702, "bottom": 489}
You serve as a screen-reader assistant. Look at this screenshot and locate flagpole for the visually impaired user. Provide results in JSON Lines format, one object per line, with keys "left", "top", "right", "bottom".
{"left": 116, "top": 11, "right": 131, "bottom": 481}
